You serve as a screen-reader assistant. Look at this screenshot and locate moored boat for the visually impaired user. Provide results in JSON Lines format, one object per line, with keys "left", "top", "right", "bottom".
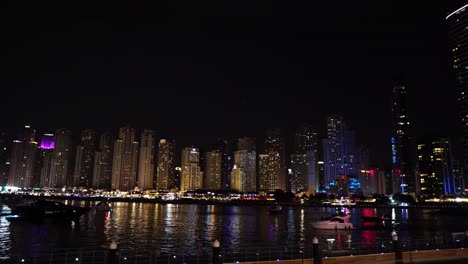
{"left": 9, "top": 199, "right": 90, "bottom": 221}
{"left": 268, "top": 205, "right": 283, "bottom": 214}
{"left": 312, "top": 215, "right": 354, "bottom": 230}
{"left": 95, "top": 201, "right": 112, "bottom": 211}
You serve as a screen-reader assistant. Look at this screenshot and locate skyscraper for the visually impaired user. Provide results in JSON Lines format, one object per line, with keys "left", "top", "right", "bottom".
{"left": 258, "top": 153, "right": 280, "bottom": 192}
{"left": 73, "top": 129, "right": 96, "bottom": 188}
{"left": 138, "top": 129, "right": 155, "bottom": 190}
{"left": 38, "top": 133, "right": 54, "bottom": 188}
{"left": 290, "top": 124, "right": 319, "bottom": 193}
{"left": 390, "top": 85, "right": 414, "bottom": 194}
{"left": 231, "top": 137, "right": 256, "bottom": 193}
{"left": 156, "top": 139, "right": 176, "bottom": 190}
{"left": 213, "top": 139, "right": 231, "bottom": 190}
{"left": 49, "top": 128, "right": 73, "bottom": 188}
{"left": 112, "top": 126, "right": 139, "bottom": 191}
{"left": 180, "top": 147, "right": 203, "bottom": 191}
{"left": 416, "top": 138, "right": 456, "bottom": 195}
{"left": 262, "top": 128, "right": 287, "bottom": 191}
{"left": 323, "top": 116, "right": 357, "bottom": 188}
{"left": 204, "top": 150, "right": 222, "bottom": 189}
{"left": 8, "top": 126, "right": 38, "bottom": 188}
{"left": 447, "top": 4, "right": 468, "bottom": 192}
{"left": 93, "top": 132, "right": 114, "bottom": 189}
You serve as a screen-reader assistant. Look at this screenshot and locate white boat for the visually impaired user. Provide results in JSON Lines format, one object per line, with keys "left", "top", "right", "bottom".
{"left": 312, "top": 216, "right": 354, "bottom": 230}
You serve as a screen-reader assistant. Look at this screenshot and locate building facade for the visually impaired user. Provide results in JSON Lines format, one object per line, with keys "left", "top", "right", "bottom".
{"left": 93, "top": 132, "right": 114, "bottom": 190}
{"left": 156, "top": 139, "right": 176, "bottom": 190}
{"left": 48, "top": 128, "right": 73, "bottom": 188}
{"left": 391, "top": 85, "right": 415, "bottom": 194}
{"left": 138, "top": 129, "right": 155, "bottom": 190}
{"left": 8, "top": 126, "right": 38, "bottom": 188}
{"left": 447, "top": 4, "right": 468, "bottom": 192}
{"left": 111, "top": 127, "right": 139, "bottom": 191}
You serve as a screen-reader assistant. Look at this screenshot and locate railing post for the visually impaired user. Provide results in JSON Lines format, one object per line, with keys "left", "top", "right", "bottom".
{"left": 212, "top": 239, "right": 222, "bottom": 264}
{"left": 107, "top": 241, "right": 119, "bottom": 264}
{"left": 392, "top": 235, "right": 403, "bottom": 264}
{"left": 313, "top": 237, "right": 320, "bottom": 264}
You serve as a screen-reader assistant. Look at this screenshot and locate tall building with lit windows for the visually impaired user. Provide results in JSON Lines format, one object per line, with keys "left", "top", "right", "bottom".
{"left": 138, "top": 129, "right": 155, "bottom": 190}
{"left": 290, "top": 124, "right": 319, "bottom": 193}
{"left": 322, "top": 116, "right": 357, "bottom": 188}
{"left": 8, "top": 126, "right": 38, "bottom": 188}
{"left": 112, "top": 126, "right": 139, "bottom": 191}
{"left": 231, "top": 137, "right": 256, "bottom": 193}
{"left": 38, "top": 133, "right": 55, "bottom": 188}
{"left": 48, "top": 128, "right": 73, "bottom": 188}
{"left": 258, "top": 153, "right": 280, "bottom": 192}
{"left": 93, "top": 132, "right": 114, "bottom": 189}
{"left": 390, "top": 85, "right": 414, "bottom": 194}
{"left": 416, "top": 138, "right": 456, "bottom": 195}
{"left": 204, "top": 150, "right": 222, "bottom": 189}
{"left": 156, "top": 139, "right": 175, "bottom": 190}
{"left": 447, "top": 3, "right": 468, "bottom": 191}
{"left": 180, "top": 147, "right": 203, "bottom": 191}
{"left": 73, "top": 129, "right": 96, "bottom": 188}
{"left": 261, "top": 128, "right": 287, "bottom": 191}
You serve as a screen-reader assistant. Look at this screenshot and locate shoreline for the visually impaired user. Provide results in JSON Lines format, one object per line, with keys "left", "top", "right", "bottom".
{"left": 2, "top": 193, "right": 468, "bottom": 209}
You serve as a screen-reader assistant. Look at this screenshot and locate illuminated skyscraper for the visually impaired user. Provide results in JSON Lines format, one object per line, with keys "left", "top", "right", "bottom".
{"left": 73, "top": 129, "right": 96, "bottom": 188}
{"left": 38, "top": 133, "right": 54, "bottom": 187}
{"left": 93, "top": 132, "right": 114, "bottom": 189}
{"left": 180, "top": 147, "right": 203, "bottom": 191}
{"left": 416, "top": 138, "right": 456, "bottom": 195}
{"left": 49, "top": 128, "right": 73, "bottom": 188}
{"left": 156, "top": 139, "right": 176, "bottom": 190}
{"left": 231, "top": 137, "right": 256, "bottom": 193}
{"left": 262, "top": 128, "right": 287, "bottom": 191}
{"left": 447, "top": 4, "right": 468, "bottom": 191}
{"left": 290, "top": 124, "right": 319, "bottom": 193}
{"left": 323, "top": 116, "right": 357, "bottom": 188}
{"left": 258, "top": 153, "right": 280, "bottom": 192}
{"left": 8, "top": 126, "right": 38, "bottom": 188}
{"left": 213, "top": 139, "right": 231, "bottom": 190}
{"left": 390, "top": 85, "right": 414, "bottom": 194}
{"left": 204, "top": 150, "right": 222, "bottom": 189}
{"left": 138, "top": 129, "right": 155, "bottom": 190}
{"left": 112, "top": 126, "right": 139, "bottom": 191}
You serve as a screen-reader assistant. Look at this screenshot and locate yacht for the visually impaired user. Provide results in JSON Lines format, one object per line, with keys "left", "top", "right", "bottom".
{"left": 312, "top": 215, "right": 354, "bottom": 230}
{"left": 9, "top": 199, "right": 90, "bottom": 221}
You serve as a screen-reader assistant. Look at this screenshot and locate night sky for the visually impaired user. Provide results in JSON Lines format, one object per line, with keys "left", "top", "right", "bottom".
{"left": 1, "top": 1, "right": 461, "bottom": 169}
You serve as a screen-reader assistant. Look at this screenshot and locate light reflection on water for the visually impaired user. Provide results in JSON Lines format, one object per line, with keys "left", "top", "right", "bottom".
{"left": 1, "top": 201, "right": 468, "bottom": 258}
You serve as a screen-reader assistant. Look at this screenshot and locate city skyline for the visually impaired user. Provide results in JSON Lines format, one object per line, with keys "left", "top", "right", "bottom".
{"left": 1, "top": 1, "right": 461, "bottom": 171}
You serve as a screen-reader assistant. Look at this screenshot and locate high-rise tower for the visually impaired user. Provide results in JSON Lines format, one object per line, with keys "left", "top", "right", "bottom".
{"left": 48, "top": 128, "right": 73, "bottom": 188}
{"left": 138, "top": 129, "right": 155, "bottom": 190}
{"left": 447, "top": 4, "right": 468, "bottom": 191}
{"left": 323, "top": 116, "right": 357, "bottom": 188}
{"left": 93, "top": 132, "right": 114, "bottom": 189}
{"left": 390, "top": 85, "right": 414, "bottom": 194}
{"left": 111, "top": 127, "right": 139, "bottom": 191}
{"left": 156, "top": 139, "right": 176, "bottom": 190}
{"left": 180, "top": 147, "right": 203, "bottom": 191}
{"left": 231, "top": 137, "right": 256, "bottom": 193}
{"left": 8, "top": 126, "right": 38, "bottom": 188}
{"left": 73, "top": 129, "right": 96, "bottom": 188}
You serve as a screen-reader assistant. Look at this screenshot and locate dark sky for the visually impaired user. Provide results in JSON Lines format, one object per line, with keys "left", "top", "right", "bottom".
{"left": 1, "top": 1, "right": 461, "bottom": 168}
